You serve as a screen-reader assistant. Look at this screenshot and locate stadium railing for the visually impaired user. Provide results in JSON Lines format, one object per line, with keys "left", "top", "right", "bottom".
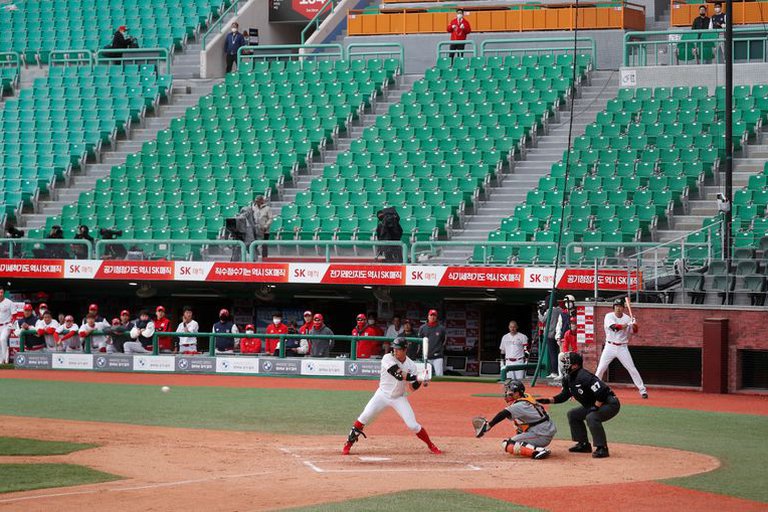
{"left": 0, "top": 51, "right": 21, "bottom": 95}
{"left": 248, "top": 240, "right": 410, "bottom": 263}
{"left": 94, "top": 239, "right": 248, "bottom": 261}
{"left": 19, "top": 331, "right": 425, "bottom": 359}
{"left": 301, "top": 0, "right": 340, "bottom": 44}
{"left": 0, "top": 238, "right": 93, "bottom": 259}
{"left": 670, "top": 0, "right": 768, "bottom": 26}
{"left": 201, "top": 0, "right": 245, "bottom": 50}
{"left": 623, "top": 27, "right": 768, "bottom": 66}
{"left": 480, "top": 36, "right": 597, "bottom": 64}
{"left": 95, "top": 48, "right": 173, "bottom": 75}
{"left": 348, "top": 1, "right": 646, "bottom": 35}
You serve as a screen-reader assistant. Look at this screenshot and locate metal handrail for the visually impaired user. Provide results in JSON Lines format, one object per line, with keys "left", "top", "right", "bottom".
{"left": 623, "top": 27, "right": 768, "bottom": 66}
{"left": 481, "top": 37, "right": 597, "bottom": 63}
{"left": 201, "top": 0, "right": 244, "bottom": 51}
{"left": 301, "top": 0, "right": 339, "bottom": 44}
{"left": 0, "top": 51, "right": 21, "bottom": 83}
{"left": 49, "top": 49, "right": 93, "bottom": 68}
{"left": 18, "top": 329, "right": 108, "bottom": 354}
{"left": 0, "top": 238, "right": 93, "bottom": 259}
{"left": 248, "top": 240, "right": 409, "bottom": 263}
{"left": 94, "top": 48, "right": 172, "bottom": 74}
{"left": 94, "top": 238, "right": 248, "bottom": 261}
{"left": 346, "top": 42, "right": 405, "bottom": 70}
{"left": 237, "top": 43, "right": 344, "bottom": 65}
{"left": 411, "top": 240, "right": 560, "bottom": 265}
{"left": 436, "top": 40, "right": 477, "bottom": 60}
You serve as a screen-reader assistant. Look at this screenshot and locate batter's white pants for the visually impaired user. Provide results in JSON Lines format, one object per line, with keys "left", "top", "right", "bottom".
{"left": 595, "top": 343, "right": 646, "bottom": 395}
{"left": 429, "top": 357, "right": 444, "bottom": 377}
{"left": 0, "top": 324, "right": 10, "bottom": 364}
{"left": 357, "top": 391, "right": 422, "bottom": 433}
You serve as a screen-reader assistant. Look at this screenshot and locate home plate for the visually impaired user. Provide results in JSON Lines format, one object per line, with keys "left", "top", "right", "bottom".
{"left": 358, "top": 456, "right": 391, "bottom": 462}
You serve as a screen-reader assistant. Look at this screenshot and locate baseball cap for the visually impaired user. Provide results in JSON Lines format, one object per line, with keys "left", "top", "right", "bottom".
{"left": 39, "top": 302, "right": 48, "bottom": 310}
{"left": 23, "top": 303, "right": 33, "bottom": 311}
{"left": 303, "top": 310, "right": 312, "bottom": 317}
{"left": 119, "top": 25, "right": 127, "bottom": 31}
{"left": 156, "top": 305, "right": 165, "bottom": 312}
{"left": 89, "top": 303, "right": 98, "bottom": 311}
{"left": 245, "top": 324, "right": 255, "bottom": 330}
{"left": 428, "top": 309, "right": 438, "bottom": 316}
{"left": 219, "top": 308, "right": 229, "bottom": 317}
{"left": 313, "top": 313, "right": 323, "bottom": 323}
{"left": 120, "top": 309, "right": 130, "bottom": 316}
{"left": 356, "top": 313, "right": 366, "bottom": 322}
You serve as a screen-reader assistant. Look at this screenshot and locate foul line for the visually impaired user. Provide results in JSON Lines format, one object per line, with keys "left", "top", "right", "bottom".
{"left": 0, "top": 471, "right": 273, "bottom": 504}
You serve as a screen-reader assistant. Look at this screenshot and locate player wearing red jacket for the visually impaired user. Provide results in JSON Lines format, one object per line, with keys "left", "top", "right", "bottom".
{"left": 240, "top": 324, "right": 261, "bottom": 354}
{"left": 154, "top": 306, "right": 172, "bottom": 352}
{"left": 265, "top": 312, "right": 289, "bottom": 354}
{"left": 557, "top": 317, "right": 579, "bottom": 380}
{"left": 352, "top": 313, "right": 383, "bottom": 359}
{"left": 446, "top": 9, "right": 471, "bottom": 61}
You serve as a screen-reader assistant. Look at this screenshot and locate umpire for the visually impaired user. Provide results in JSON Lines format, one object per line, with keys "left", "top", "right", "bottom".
{"left": 536, "top": 352, "right": 620, "bottom": 458}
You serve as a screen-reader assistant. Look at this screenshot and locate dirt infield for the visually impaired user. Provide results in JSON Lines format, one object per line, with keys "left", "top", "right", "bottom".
{"left": 0, "top": 416, "right": 719, "bottom": 512}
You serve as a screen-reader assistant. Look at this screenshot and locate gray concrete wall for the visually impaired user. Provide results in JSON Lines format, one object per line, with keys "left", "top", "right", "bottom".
{"left": 201, "top": 0, "right": 302, "bottom": 78}
{"left": 342, "top": 30, "right": 628, "bottom": 72}
{"left": 620, "top": 62, "right": 768, "bottom": 89}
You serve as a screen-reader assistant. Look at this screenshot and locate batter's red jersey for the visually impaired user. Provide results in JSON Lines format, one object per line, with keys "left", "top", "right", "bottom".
{"left": 265, "top": 323, "right": 289, "bottom": 353}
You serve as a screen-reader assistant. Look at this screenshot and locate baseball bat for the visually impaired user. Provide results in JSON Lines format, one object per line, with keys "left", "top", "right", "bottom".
{"left": 422, "top": 336, "right": 430, "bottom": 387}
{"left": 625, "top": 295, "right": 634, "bottom": 319}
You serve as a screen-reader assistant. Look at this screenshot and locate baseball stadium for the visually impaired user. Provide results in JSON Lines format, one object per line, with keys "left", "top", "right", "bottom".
{"left": 1, "top": 0, "right": 768, "bottom": 510}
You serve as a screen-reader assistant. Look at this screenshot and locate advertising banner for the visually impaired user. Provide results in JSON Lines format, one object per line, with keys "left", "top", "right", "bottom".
{"left": 175, "top": 356, "right": 217, "bottom": 373}
{"left": 344, "top": 360, "right": 381, "bottom": 377}
{"left": 93, "top": 355, "right": 134, "bottom": 371}
{"left": 270, "top": 0, "right": 326, "bottom": 22}
{"left": 133, "top": 355, "right": 176, "bottom": 372}
{"left": 13, "top": 352, "right": 52, "bottom": 369}
{"left": 300, "top": 359, "right": 345, "bottom": 377}
{"left": 51, "top": 353, "right": 93, "bottom": 370}
{"left": 259, "top": 357, "right": 301, "bottom": 375}
{"left": 216, "top": 356, "right": 261, "bottom": 374}
{"left": 0, "top": 259, "right": 64, "bottom": 279}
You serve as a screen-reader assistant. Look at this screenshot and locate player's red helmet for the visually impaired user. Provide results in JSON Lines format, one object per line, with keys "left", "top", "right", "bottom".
{"left": 89, "top": 303, "right": 98, "bottom": 311}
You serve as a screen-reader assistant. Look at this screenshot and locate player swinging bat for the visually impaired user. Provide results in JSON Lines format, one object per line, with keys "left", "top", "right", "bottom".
{"left": 342, "top": 337, "right": 441, "bottom": 455}
{"left": 472, "top": 379, "right": 556, "bottom": 460}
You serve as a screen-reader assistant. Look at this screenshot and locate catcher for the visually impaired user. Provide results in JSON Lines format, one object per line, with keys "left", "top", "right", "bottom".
{"left": 474, "top": 379, "right": 555, "bottom": 460}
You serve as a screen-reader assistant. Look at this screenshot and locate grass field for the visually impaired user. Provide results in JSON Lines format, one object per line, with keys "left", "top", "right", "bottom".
{"left": 0, "top": 377, "right": 765, "bottom": 508}
{"left": 0, "top": 437, "right": 95, "bottom": 456}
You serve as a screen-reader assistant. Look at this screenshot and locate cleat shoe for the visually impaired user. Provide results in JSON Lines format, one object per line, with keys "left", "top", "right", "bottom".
{"left": 342, "top": 442, "right": 353, "bottom": 455}
{"left": 641, "top": 393, "right": 648, "bottom": 399}
{"left": 428, "top": 444, "right": 442, "bottom": 455}
{"left": 592, "top": 446, "right": 610, "bottom": 458}
{"left": 533, "top": 448, "right": 551, "bottom": 460}
{"left": 569, "top": 442, "right": 592, "bottom": 453}
{"left": 546, "top": 373, "right": 558, "bottom": 379}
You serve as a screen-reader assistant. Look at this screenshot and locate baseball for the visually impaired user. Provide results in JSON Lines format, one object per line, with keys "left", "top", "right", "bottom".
{"left": 161, "top": 386, "right": 170, "bottom": 393}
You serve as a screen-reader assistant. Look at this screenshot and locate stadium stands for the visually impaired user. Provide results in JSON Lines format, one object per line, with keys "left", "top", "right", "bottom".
{"left": 29, "top": 57, "right": 396, "bottom": 255}
{"left": 0, "top": 0, "right": 225, "bottom": 62}
{"left": 477, "top": 84, "right": 768, "bottom": 267}
{"left": 671, "top": 0, "right": 768, "bottom": 27}
{"left": 1, "top": 64, "right": 170, "bottom": 227}
{"left": 270, "top": 53, "right": 590, "bottom": 245}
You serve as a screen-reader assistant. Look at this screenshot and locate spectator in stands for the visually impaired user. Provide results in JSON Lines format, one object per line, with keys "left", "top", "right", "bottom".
{"left": 240, "top": 324, "right": 261, "bottom": 354}
{"left": 110, "top": 25, "right": 131, "bottom": 60}
{"left": 224, "top": 22, "right": 246, "bottom": 73}
{"left": 265, "top": 311, "right": 289, "bottom": 354}
{"left": 14, "top": 304, "right": 43, "bottom": 350}
{"left": 176, "top": 306, "right": 199, "bottom": 354}
{"left": 70, "top": 225, "right": 94, "bottom": 259}
{"left": 691, "top": 5, "right": 710, "bottom": 29}
{"left": 252, "top": 196, "right": 274, "bottom": 259}
{"left": 418, "top": 309, "right": 447, "bottom": 376}
{"left": 710, "top": 2, "right": 725, "bottom": 28}
{"left": 110, "top": 310, "right": 134, "bottom": 353}
{"left": 352, "top": 313, "right": 382, "bottom": 359}
{"left": 212, "top": 308, "right": 239, "bottom": 353}
{"left": 447, "top": 9, "right": 471, "bottom": 62}
{"left": 57, "top": 315, "right": 81, "bottom": 352}
{"left": 125, "top": 310, "right": 154, "bottom": 354}
{"left": 35, "top": 311, "right": 60, "bottom": 352}
{"left": 154, "top": 306, "right": 172, "bottom": 352}
{"left": 41, "top": 225, "right": 68, "bottom": 259}
{"left": 403, "top": 320, "right": 421, "bottom": 360}
{"left": 385, "top": 314, "right": 404, "bottom": 339}
{"left": 79, "top": 313, "right": 110, "bottom": 352}
{"left": 308, "top": 313, "right": 334, "bottom": 357}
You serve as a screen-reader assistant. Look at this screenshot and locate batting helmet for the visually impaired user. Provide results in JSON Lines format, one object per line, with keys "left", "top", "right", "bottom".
{"left": 219, "top": 308, "right": 230, "bottom": 317}
{"left": 612, "top": 298, "right": 625, "bottom": 307}
{"left": 503, "top": 379, "right": 525, "bottom": 403}
{"left": 563, "top": 351, "right": 583, "bottom": 372}
{"left": 391, "top": 337, "right": 407, "bottom": 350}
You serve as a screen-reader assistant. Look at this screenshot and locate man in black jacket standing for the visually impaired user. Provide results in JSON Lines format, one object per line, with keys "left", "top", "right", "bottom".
{"left": 536, "top": 352, "right": 620, "bottom": 458}
{"left": 111, "top": 26, "right": 131, "bottom": 59}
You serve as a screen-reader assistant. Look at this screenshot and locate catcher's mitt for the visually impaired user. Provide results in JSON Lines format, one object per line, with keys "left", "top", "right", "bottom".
{"left": 472, "top": 416, "right": 489, "bottom": 438}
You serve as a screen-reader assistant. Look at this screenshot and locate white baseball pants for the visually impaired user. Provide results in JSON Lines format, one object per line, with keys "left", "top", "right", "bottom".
{"left": 357, "top": 391, "right": 421, "bottom": 433}
{"left": 429, "top": 357, "right": 444, "bottom": 377}
{"left": 0, "top": 324, "right": 10, "bottom": 364}
{"left": 595, "top": 343, "right": 646, "bottom": 395}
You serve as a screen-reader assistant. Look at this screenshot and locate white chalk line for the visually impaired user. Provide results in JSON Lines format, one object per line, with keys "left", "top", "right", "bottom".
{"left": 0, "top": 471, "right": 273, "bottom": 504}
{"left": 302, "top": 462, "right": 482, "bottom": 474}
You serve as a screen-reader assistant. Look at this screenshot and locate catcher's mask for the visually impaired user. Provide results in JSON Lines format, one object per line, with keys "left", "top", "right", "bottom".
{"left": 563, "top": 351, "right": 583, "bottom": 373}
{"left": 503, "top": 379, "right": 525, "bottom": 403}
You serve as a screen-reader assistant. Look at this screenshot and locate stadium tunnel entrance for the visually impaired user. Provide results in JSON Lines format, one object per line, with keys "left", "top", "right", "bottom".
{"left": 5, "top": 279, "right": 548, "bottom": 375}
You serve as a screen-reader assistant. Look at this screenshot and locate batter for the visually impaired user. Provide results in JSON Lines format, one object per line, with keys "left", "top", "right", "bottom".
{"left": 475, "top": 380, "right": 555, "bottom": 459}
{"left": 342, "top": 337, "right": 440, "bottom": 455}
{"left": 596, "top": 298, "right": 647, "bottom": 399}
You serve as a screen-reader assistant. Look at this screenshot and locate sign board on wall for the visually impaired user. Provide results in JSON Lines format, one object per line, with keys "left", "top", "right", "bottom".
{"left": 270, "top": 0, "right": 325, "bottom": 22}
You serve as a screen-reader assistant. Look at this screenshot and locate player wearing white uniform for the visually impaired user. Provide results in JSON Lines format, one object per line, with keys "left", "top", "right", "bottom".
{"left": 57, "top": 316, "right": 81, "bottom": 352}
{"left": 79, "top": 314, "right": 111, "bottom": 353}
{"left": 176, "top": 307, "right": 199, "bottom": 354}
{"left": 342, "top": 337, "right": 441, "bottom": 455}
{"left": 34, "top": 312, "right": 60, "bottom": 351}
{"left": 595, "top": 298, "right": 648, "bottom": 399}
{"left": 499, "top": 321, "right": 528, "bottom": 380}
{"left": 0, "top": 286, "right": 22, "bottom": 363}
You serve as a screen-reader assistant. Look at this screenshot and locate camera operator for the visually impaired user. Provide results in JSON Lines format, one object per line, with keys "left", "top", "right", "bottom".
{"left": 72, "top": 225, "right": 94, "bottom": 259}
{"left": 100, "top": 228, "right": 126, "bottom": 260}
{"left": 33, "top": 225, "right": 68, "bottom": 259}
{"left": 109, "top": 25, "right": 137, "bottom": 60}
{"left": 376, "top": 207, "right": 403, "bottom": 263}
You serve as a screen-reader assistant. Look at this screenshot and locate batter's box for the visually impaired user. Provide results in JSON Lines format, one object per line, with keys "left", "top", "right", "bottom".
{"left": 280, "top": 447, "right": 482, "bottom": 473}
